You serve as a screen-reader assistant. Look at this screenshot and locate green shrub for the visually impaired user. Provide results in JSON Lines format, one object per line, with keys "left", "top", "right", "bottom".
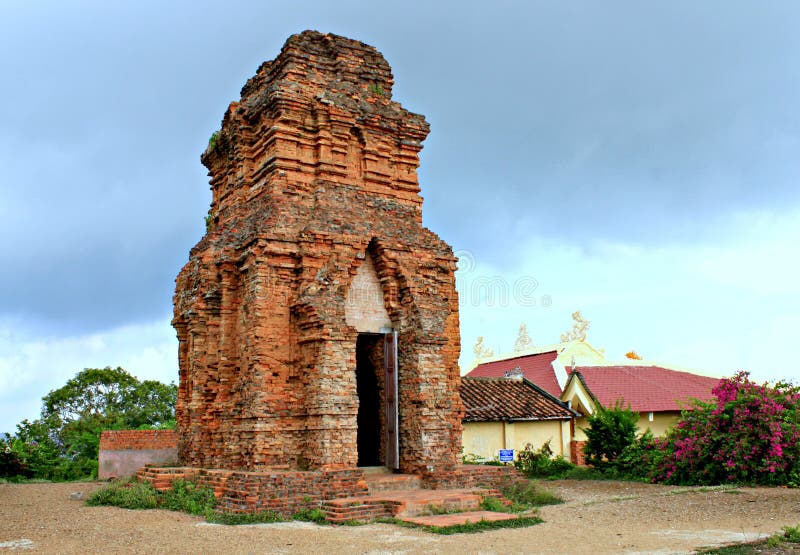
{"left": 87, "top": 477, "right": 215, "bottom": 515}
{"left": 655, "top": 372, "right": 800, "bottom": 486}
{"left": 86, "top": 478, "right": 159, "bottom": 509}
{"left": 607, "top": 430, "right": 665, "bottom": 481}
{"left": 208, "top": 131, "right": 219, "bottom": 150}
{"left": 291, "top": 507, "right": 327, "bottom": 523}
{"left": 161, "top": 480, "right": 217, "bottom": 516}
{"left": 765, "top": 524, "right": 800, "bottom": 548}
{"left": 502, "top": 480, "right": 562, "bottom": 508}
{"left": 88, "top": 478, "right": 314, "bottom": 526}
{"left": 782, "top": 524, "right": 800, "bottom": 543}
{"left": 479, "top": 496, "right": 506, "bottom": 512}
{"left": 0, "top": 437, "right": 30, "bottom": 478}
{"left": 582, "top": 402, "right": 638, "bottom": 471}
{"left": 367, "top": 83, "right": 384, "bottom": 96}
{"left": 514, "top": 441, "right": 575, "bottom": 478}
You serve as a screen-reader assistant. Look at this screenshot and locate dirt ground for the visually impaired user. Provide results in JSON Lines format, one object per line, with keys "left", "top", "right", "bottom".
{"left": 2, "top": 480, "right": 799, "bottom": 554}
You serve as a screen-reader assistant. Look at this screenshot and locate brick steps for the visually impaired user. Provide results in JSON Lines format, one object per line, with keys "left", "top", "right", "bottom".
{"left": 322, "top": 486, "right": 508, "bottom": 523}
{"left": 398, "top": 510, "right": 519, "bottom": 527}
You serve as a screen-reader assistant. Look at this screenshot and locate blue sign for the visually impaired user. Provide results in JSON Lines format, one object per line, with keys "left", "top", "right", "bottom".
{"left": 499, "top": 449, "right": 514, "bottom": 462}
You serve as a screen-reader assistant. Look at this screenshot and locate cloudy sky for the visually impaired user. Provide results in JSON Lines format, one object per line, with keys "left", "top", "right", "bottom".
{"left": 2, "top": 1, "right": 799, "bottom": 433}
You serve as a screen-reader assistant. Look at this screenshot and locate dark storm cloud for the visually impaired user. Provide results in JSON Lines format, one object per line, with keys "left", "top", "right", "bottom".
{"left": 1, "top": 0, "right": 798, "bottom": 330}
{"left": 406, "top": 2, "right": 800, "bottom": 265}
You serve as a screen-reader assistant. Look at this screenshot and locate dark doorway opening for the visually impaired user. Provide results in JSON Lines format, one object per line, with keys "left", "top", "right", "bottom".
{"left": 356, "top": 333, "right": 384, "bottom": 467}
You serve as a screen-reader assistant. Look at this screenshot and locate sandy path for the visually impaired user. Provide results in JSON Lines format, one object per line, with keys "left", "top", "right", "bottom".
{"left": 2, "top": 480, "right": 799, "bottom": 554}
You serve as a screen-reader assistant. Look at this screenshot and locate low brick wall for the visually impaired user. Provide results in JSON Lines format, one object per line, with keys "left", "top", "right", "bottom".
{"left": 570, "top": 440, "right": 588, "bottom": 466}
{"left": 137, "top": 464, "right": 522, "bottom": 519}
{"left": 424, "top": 464, "right": 525, "bottom": 490}
{"left": 137, "top": 466, "right": 370, "bottom": 516}
{"left": 98, "top": 430, "right": 178, "bottom": 480}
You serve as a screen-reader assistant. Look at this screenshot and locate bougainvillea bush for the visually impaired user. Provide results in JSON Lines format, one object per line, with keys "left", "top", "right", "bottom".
{"left": 653, "top": 372, "right": 800, "bottom": 486}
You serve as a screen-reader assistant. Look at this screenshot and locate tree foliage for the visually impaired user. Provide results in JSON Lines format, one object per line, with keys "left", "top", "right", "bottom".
{"left": 1, "top": 367, "right": 176, "bottom": 480}
{"left": 514, "top": 440, "right": 574, "bottom": 478}
{"left": 653, "top": 372, "right": 800, "bottom": 485}
{"left": 582, "top": 402, "right": 639, "bottom": 470}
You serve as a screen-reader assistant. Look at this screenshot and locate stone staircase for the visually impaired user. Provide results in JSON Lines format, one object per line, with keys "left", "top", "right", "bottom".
{"left": 322, "top": 469, "right": 515, "bottom": 525}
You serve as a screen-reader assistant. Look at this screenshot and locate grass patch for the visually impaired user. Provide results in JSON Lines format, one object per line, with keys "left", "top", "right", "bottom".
{"left": 205, "top": 510, "right": 283, "bottom": 525}
{"left": 87, "top": 478, "right": 217, "bottom": 515}
{"left": 291, "top": 507, "right": 327, "bottom": 523}
{"left": 161, "top": 480, "right": 217, "bottom": 516}
{"left": 768, "top": 524, "right": 800, "bottom": 547}
{"left": 697, "top": 524, "right": 800, "bottom": 554}
{"left": 0, "top": 477, "right": 55, "bottom": 484}
{"left": 479, "top": 496, "right": 506, "bottom": 512}
{"left": 666, "top": 485, "right": 739, "bottom": 497}
{"left": 87, "top": 478, "right": 329, "bottom": 526}
{"left": 367, "top": 83, "right": 385, "bottom": 96}
{"left": 697, "top": 543, "right": 759, "bottom": 555}
{"left": 86, "top": 477, "right": 160, "bottom": 509}
{"left": 502, "top": 480, "right": 563, "bottom": 509}
{"left": 340, "top": 518, "right": 369, "bottom": 526}
{"left": 393, "top": 515, "right": 543, "bottom": 535}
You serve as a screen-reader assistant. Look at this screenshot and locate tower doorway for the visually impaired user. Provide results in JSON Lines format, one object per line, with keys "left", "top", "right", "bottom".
{"left": 356, "top": 333, "right": 383, "bottom": 466}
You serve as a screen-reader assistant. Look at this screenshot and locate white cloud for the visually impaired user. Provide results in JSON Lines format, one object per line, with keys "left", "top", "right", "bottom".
{"left": 3, "top": 207, "right": 798, "bottom": 435}
{"left": 0, "top": 318, "right": 177, "bottom": 434}
{"left": 458, "top": 208, "right": 800, "bottom": 385}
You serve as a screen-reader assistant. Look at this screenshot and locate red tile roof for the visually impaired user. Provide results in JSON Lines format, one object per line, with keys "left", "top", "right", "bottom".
{"left": 460, "top": 377, "right": 575, "bottom": 422}
{"left": 571, "top": 365, "right": 720, "bottom": 412}
{"left": 465, "top": 351, "right": 561, "bottom": 396}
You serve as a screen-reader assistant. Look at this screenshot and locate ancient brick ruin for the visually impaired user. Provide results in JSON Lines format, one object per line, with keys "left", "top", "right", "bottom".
{"left": 173, "top": 30, "right": 463, "bottom": 478}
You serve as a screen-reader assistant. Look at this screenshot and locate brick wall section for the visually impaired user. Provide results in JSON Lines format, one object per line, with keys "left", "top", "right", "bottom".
{"left": 99, "top": 430, "right": 178, "bottom": 480}
{"left": 99, "top": 430, "right": 178, "bottom": 451}
{"left": 137, "top": 464, "right": 521, "bottom": 519}
{"left": 425, "top": 464, "right": 526, "bottom": 490}
{"left": 173, "top": 30, "right": 462, "bottom": 475}
{"left": 571, "top": 440, "right": 588, "bottom": 466}
{"left": 137, "top": 466, "right": 369, "bottom": 516}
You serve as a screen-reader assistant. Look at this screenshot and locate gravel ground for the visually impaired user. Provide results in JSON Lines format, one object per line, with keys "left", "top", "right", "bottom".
{"left": 2, "top": 480, "right": 800, "bottom": 554}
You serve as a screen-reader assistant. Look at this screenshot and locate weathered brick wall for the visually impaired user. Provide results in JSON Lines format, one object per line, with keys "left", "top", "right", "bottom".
{"left": 98, "top": 430, "right": 178, "bottom": 480}
{"left": 173, "top": 31, "right": 462, "bottom": 474}
{"left": 425, "top": 464, "right": 526, "bottom": 490}
{"left": 137, "top": 466, "right": 369, "bottom": 516}
{"left": 571, "top": 440, "right": 588, "bottom": 466}
{"left": 99, "top": 430, "right": 177, "bottom": 451}
{"left": 137, "top": 464, "right": 518, "bottom": 519}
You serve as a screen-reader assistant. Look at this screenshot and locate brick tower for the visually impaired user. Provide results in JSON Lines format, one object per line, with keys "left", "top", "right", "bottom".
{"left": 173, "top": 31, "right": 462, "bottom": 476}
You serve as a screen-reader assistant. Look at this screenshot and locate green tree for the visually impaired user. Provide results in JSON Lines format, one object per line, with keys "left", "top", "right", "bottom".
{"left": 582, "top": 402, "right": 639, "bottom": 471}
{"left": 3, "top": 367, "right": 176, "bottom": 480}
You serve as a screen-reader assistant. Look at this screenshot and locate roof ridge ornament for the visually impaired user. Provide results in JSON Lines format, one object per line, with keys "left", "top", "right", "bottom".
{"left": 560, "top": 310, "right": 589, "bottom": 342}
{"left": 473, "top": 336, "right": 495, "bottom": 360}
{"left": 513, "top": 323, "right": 533, "bottom": 352}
